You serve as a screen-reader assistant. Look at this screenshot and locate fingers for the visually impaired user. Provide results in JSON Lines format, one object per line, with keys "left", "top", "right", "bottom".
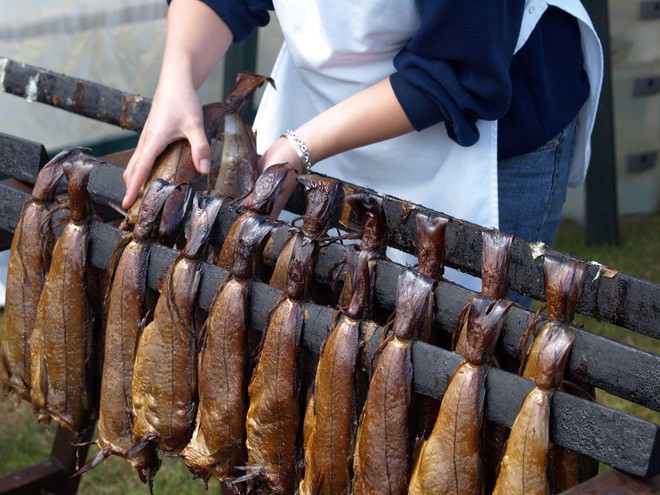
{"left": 122, "top": 133, "right": 170, "bottom": 210}
{"left": 188, "top": 126, "right": 211, "bottom": 175}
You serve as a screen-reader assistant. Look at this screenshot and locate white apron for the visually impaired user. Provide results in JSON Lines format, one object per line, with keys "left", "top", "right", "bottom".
{"left": 253, "top": 0, "right": 602, "bottom": 289}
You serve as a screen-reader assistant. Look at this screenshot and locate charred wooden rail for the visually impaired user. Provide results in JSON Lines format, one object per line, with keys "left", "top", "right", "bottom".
{"left": 0, "top": 140, "right": 658, "bottom": 482}
{"left": 0, "top": 57, "right": 151, "bottom": 133}
{"left": 2, "top": 57, "right": 659, "bottom": 343}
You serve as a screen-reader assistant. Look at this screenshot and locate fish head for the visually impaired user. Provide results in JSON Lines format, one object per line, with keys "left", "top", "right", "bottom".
{"left": 415, "top": 213, "right": 449, "bottom": 280}
{"left": 299, "top": 174, "right": 343, "bottom": 239}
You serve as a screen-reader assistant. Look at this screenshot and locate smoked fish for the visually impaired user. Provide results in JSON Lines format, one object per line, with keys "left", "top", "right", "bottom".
{"left": 408, "top": 297, "right": 512, "bottom": 495}
{"left": 299, "top": 251, "right": 370, "bottom": 495}
{"left": 131, "top": 194, "right": 223, "bottom": 454}
{"left": 352, "top": 267, "right": 435, "bottom": 495}
{"left": 245, "top": 232, "right": 315, "bottom": 495}
{"left": 78, "top": 179, "right": 178, "bottom": 484}
{"left": 29, "top": 155, "right": 97, "bottom": 433}
{"left": 492, "top": 321, "right": 575, "bottom": 495}
{"left": 182, "top": 213, "right": 275, "bottom": 484}
{"left": 123, "top": 72, "right": 272, "bottom": 239}
{"left": 540, "top": 255, "right": 597, "bottom": 492}
{"left": 412, "top": 213, "right": 448, "bottom": 438}
{"left": 0, "top": 148, "right": 83, "bottom": 404}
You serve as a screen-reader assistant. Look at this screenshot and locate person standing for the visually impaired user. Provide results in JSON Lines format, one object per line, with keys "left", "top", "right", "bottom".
{"left": 122, "top": 0, "right": 603, "bottom": 292}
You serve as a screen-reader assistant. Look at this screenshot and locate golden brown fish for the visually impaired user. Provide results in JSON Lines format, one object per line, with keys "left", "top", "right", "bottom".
{"left": 123, "top": 72, "right": 272, "bottom": 240}
{"left": 352, "top": 267, "right": 435, "bottom": 495}
{"left": 539, "top": 255, "right": 597, "bottom": 492}
{"left": 77, "top": 179, "right": 178, "bottom": 485}
{"left": 182, "top": 213, "right": 275, "bottom": 485}
{"left": 131, "top": 194, "right": 223, "bottom": 454}
{"left": 299, "top": 250, "right": 370, "bottom": 495}
{"left": 493, "top": 322, "right": 575, "bottom": 495}
{"left": 412, "top": 213, "right": 448, "bottom": 438}
{"left": 29, "top": 155, "right": 97, "bottom": 433}
{"left": 244, "top": 232, "right": 316, "bottom": 495}
{"left": 0, "top": 148, "right": 83, "bottom": 405}
{"left": 408, "top": 297, "right": 512, "bottom": 495}
{"left": 213, "top": 110, "right": 260, "bottom": 199}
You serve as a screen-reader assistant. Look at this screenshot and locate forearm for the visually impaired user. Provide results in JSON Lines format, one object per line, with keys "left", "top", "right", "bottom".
{"left": 298, "top": 77, "right": 414, "bottom": 164}
{"left": 263, "top": 77, "right": 414, "bottom": 175}
{"left": 159, "top": 0, "right": 233, "bottom": 91}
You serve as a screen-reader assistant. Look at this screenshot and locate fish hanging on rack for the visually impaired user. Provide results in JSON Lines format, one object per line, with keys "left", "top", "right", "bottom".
{"left": 1, "top": 148, "right": 84, "bottom": 405}
{"left": 131, "top": 194, "right": 223, "bottom": 456}
{"left": 408, "top": 297, "right": 512, "bottom": 495}
{"left": 352, "top": 266, "right": 435, "bottom": 495}
{"left": 239, "top": 174, "right": 341, "bottom": 494}
{"left": 29, "top": 155, "right": 98, "bottom": 434}
{"left": 182, "top": 213, "right": 275, "bottom": 488}
{"left": 493, "top": 321, "right": 576, "bottom": 495}
{"left": 77, "top": 179, "right": 179, "bottom": 487}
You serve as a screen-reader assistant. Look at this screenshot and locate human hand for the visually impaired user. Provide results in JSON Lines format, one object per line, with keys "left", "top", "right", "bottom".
{"left": 122, "top": 80, "right": 210, "bottom": 210}
{"left": 258, "top": 135, "right": 305, "bottom": 217}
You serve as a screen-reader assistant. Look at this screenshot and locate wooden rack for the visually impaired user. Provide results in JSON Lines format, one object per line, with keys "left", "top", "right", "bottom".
{"left": 0, "top": 134, "right": 658, "bottom": 494}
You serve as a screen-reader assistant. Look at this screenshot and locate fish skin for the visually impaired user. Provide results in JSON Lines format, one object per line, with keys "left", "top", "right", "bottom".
{"left": 246, "top": 234, "right": 315, "bottom": 495}
{"left": 182, "top": 278, "right": 248, "bottom": 481}
{"left": 30, "top": 158, "right": 96, "bottom": 432}
{"left": 409, "top": 298, "right": 511, "bottom": 495}
{"left": 245, "top": 298, "right": 304, "bottom": 495}
{"left": 352, "top": 338, "right": 412, "bottom": 495}
{"left": 182, "top": 215, "right": 275, "bottom": 484}
{"left": 493, "top": 387, "right": 551, "bottom": 495}
{"left": 83, "top": 180, "right": 177, "bottom": 482}
{"left": 131, "top": 256, "right": 202, "bottom": 453}
{"left": 131, "top": 195, "right": 223, "bottom": 454}
{"left": 299, "top": 315, "right": 361, "bottom": 495}
{"left": 0, "top": 149, "right": 82, "bottom": 404}
{"left": 409, "top": 363, "right": 486, "bottom": 495}
{"left": 493, "top": 323, "right": 575, "bottom": 495}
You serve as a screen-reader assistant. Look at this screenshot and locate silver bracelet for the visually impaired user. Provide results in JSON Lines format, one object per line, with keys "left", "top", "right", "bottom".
{"left": 282, "top": 130, "right": 313, "bottom": 174}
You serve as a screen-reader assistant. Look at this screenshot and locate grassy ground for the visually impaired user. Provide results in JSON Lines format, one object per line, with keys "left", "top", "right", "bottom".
{"left": 0, "top": 213, "right": 658, "bottom": 494}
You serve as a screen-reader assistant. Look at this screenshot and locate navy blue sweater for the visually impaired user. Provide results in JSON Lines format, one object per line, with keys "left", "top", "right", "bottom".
{"left": 200, "top": 0, "right": 590, "bottom": 160}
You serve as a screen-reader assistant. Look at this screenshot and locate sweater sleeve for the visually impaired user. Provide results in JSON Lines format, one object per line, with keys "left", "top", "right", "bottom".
{"left": 390, "top": 0, "right": 525, "bottom": 146}
{"left": 197, "top": 0, "right": 273, "bottom": 42}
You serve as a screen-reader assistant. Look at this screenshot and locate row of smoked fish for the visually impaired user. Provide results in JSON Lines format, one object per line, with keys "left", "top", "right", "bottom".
{"left": 0, "top": 73, "right": 597, "bottom": 494}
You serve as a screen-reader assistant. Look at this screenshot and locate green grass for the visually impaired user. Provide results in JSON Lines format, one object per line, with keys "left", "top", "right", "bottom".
{"left": 0, "top": 213, "right": 658, "bottom": 493}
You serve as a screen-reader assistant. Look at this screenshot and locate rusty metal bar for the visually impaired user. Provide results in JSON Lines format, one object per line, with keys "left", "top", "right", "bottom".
{"left": 0, "top": 57, "right": 151, "bottom": 133}
{"left": 0, "top": 180, "right": 658, "bottom": 477}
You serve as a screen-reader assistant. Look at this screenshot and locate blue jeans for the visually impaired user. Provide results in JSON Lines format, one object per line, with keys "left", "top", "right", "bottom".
{"left": 498, "top": 116, "right": 579, "bottom": 305}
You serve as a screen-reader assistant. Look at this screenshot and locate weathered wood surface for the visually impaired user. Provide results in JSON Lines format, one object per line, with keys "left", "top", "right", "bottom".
{"left": 1, "top": 132, "right": 657, "bottom": 343}
{"left": 0, "top": 57, "right": 151, "bottom": 133}
{"left": 0, "top": 180, "right": 658, "bottom": 477}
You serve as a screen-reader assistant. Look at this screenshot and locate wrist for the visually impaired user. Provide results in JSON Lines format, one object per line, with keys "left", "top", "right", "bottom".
{"left": 282, "top": 130, "right": 314, "bottom": 174}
